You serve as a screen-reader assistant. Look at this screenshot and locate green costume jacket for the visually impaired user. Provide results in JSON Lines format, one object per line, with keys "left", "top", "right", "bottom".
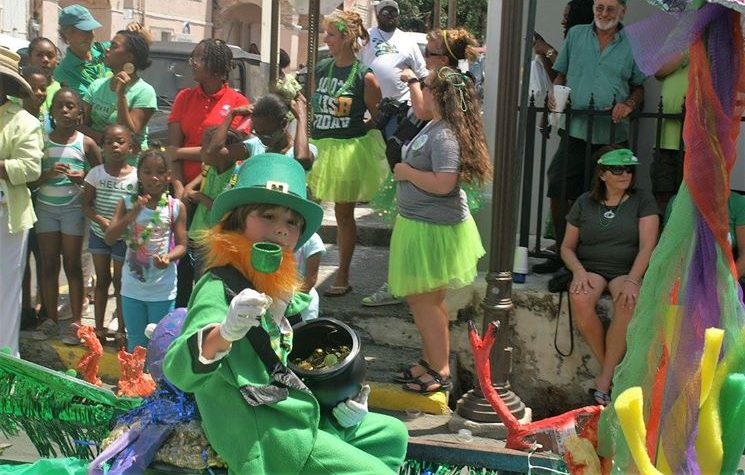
{"left": 163, "top": 271, "right": 320, "bottom": 473}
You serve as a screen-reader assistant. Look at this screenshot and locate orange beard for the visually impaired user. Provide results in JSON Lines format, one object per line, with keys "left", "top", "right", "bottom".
{"left": 198, "top": 227, "right": 299, "bottom": 301}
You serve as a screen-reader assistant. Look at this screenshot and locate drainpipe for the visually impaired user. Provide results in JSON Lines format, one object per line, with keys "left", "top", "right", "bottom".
{"left": 305, "top": 0, "right": 321, "bottom": 136}
{"left": 455, "top": 0, "right": 530, "bottom": 426}
{"left": 269, "top": 0, "right": 280, "bottom": 87}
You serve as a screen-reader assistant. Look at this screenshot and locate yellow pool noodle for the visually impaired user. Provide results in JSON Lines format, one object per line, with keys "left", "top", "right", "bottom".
{"left": 615, "top": 387, "right": 663, "bottom": 475}
{"left": 695, "top": 328, "right": 724, "bottom": 475}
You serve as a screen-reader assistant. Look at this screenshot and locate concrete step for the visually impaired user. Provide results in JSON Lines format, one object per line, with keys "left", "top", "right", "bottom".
{"left": 318, "top": 202, "right": 392, "bottom": 247}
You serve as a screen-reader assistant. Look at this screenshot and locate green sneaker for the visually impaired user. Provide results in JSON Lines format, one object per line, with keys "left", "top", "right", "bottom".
{"left": 361, "top": 283, "right": 403, "bottom": 307}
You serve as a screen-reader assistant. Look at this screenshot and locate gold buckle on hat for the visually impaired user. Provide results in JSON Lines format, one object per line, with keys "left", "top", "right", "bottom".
{"left": 266, "top": 181, "right": 288, "bottom": 193}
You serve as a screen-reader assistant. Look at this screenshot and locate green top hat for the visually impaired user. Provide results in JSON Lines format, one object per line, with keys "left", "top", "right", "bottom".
{"left": 59, "top": 5, "right": 102, "bottom": 31}
{"left": 210, "top": 153, "right": 323, "bottom": 250}
{"left": 597, "top": 148, "right": 639, "bottom": 166}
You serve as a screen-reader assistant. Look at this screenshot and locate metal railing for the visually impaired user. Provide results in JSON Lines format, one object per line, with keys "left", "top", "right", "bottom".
{"left": 518, "top": 93, "right": 686, "bottom": 257}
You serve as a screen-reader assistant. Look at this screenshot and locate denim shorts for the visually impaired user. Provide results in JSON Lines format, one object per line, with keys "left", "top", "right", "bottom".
{"left": 34, "top": 201, "right": 86, "bottom": 236}
{"left": 88, "top": 230, "right": 126, "bottom": 262}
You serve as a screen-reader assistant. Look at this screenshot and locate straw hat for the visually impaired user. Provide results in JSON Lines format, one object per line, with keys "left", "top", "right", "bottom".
{"left": 0, "top": 46, "right": 32, "bottom": 98}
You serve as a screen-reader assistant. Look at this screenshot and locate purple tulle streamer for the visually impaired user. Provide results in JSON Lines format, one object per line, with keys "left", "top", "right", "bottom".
{"left": 625, "top": 3, "right": 729, "bottom": 76}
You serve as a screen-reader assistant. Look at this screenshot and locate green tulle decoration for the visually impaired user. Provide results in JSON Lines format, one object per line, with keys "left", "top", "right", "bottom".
{"left": 0, "top": 350, "right": 141, "bottom": 459}
{"left": 370, "top": 175, "right": 486, "bottom": 225}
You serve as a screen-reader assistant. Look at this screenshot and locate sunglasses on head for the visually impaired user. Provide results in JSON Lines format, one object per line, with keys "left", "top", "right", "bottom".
{"left": 604, "top": 165, "right": 634, "bottom": 175}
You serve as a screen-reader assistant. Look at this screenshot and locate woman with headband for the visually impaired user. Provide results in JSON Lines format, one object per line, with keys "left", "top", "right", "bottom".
{"left": 401, "top": 28, "right": 479, "bottom": 119}
{"left": 391, "top": 66, "right": 491, "bottom": 393}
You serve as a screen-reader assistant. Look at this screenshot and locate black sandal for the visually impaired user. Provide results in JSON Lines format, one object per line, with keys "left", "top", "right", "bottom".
{"left": 589, "top": 388, "right": 611, "bottom": 406}
{"left": 402, "top": 365, "right": 452, "bottom": 394}
{"left": 393, "top": 359, "right": 430, "bottom": 383}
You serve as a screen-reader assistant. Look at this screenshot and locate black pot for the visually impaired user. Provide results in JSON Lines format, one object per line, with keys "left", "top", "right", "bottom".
{"left": 288, "top": 318, "right": 366, "bottom": 411}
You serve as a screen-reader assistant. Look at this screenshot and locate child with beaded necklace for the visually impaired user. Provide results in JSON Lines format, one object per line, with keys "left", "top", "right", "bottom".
{"left": 106, "top": 147, "right": 187, "bottom": 351}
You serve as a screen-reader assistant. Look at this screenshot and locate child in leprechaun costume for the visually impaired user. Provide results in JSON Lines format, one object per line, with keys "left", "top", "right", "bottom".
{"left": 163, "top": 153, "right": 407, "bottom": 474}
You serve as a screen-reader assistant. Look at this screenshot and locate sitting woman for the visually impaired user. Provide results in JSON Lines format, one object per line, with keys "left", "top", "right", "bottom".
{"left": 560, "top": 146, "right": 659, "bottom": 405}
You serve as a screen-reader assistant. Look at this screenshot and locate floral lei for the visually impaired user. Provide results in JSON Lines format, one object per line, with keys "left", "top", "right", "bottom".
{"left": 125, "top": 194, "right": 169, "bottom": 251}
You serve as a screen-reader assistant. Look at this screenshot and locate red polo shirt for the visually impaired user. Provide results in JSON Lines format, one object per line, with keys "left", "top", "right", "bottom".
{"left": 168, "top": 83, "right": 250, "bottom": 183}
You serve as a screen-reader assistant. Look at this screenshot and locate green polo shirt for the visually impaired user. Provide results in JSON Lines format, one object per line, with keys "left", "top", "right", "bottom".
{"left": 54, "top": 42, "right": 112, "bottom": 96}
{"left": 554, "top": 24, "right": 646, "bottom": 144}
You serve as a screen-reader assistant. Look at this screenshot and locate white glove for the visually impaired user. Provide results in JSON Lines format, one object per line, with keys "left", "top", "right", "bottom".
{"left": 219, "top": 288, "right": 272, "bottom": 342}
{"left": 332, "top": 384, "right": 371, "bottom": 428}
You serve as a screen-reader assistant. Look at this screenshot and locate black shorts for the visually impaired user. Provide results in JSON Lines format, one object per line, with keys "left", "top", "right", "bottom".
{"left": 546, "top": 133, "right": 625, "bottom": 201}
{"left": 585, "top": 267, "right": 627, "bottom": 283}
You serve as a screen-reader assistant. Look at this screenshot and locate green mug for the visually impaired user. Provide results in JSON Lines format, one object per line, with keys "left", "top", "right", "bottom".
{"left": 251, "top": 242, "right": 283, "bottom": 273}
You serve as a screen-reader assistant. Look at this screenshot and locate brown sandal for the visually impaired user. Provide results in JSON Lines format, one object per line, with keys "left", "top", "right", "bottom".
{"left": 393, "top": 359, "right": 430, "bottom": 383}
{"left": 402, "top": 366, "right": 452, "bottom": 394}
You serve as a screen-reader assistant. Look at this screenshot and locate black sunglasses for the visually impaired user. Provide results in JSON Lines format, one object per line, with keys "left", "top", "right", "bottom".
{"left": 604, "top": 165, "right": 635, "bottom": 175}
{"left": 424, "top": 50, "right": 446, "bottom": 58}
{"left": 379, "top": 9, "right": 399, "bottom": 18}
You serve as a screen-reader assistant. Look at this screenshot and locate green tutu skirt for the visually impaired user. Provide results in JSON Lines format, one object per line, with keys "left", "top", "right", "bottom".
{"left": 388, "top": 215, "right": 485, "bottom": 297}
{"left": 308, "top": 130, "right": 389, "bottom": 203}
{"left": 370, "top": 175, "right": 487, "bottom": 224}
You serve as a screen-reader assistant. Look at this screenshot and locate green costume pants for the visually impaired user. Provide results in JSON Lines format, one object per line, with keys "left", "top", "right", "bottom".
{"left": 300, "top": 412, "right": 408, "bottom": 475}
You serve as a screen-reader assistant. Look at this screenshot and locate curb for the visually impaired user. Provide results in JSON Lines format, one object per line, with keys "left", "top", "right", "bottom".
{"left": 25, "top": 338, "right": 450, "bottom": 416}
{"left": 48, "top": 339, "right": 121, "bottom": 382}
{"left": 368, "top": 382, "right": 450, "bottom": 415}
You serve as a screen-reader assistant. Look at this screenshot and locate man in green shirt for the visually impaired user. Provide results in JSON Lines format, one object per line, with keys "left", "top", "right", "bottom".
{"left": 54, "top": 4, "right": 111, "bottom": 96}
{"left": 536, "top": 0, "right": 646, "bottom": 274}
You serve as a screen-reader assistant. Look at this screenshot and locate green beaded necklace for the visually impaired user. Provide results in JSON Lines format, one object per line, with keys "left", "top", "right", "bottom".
{"left": 126, "top": 194, "right": 169, "bottom": 251}
{"left": 325, "top": 59, "right": 359, "bottom": 98}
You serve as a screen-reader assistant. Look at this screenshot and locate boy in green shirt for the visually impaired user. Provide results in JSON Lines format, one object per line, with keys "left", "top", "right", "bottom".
{"left": 164, "top": 154, "right": 408, "bottom": 474}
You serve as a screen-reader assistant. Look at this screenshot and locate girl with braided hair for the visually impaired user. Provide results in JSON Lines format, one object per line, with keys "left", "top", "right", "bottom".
{"left": 391, "top": 66, "right": 491, "bottom": 394}
{"left": 308, "top": 10, "right": 389, "bottom": 297}
{"left": 166, "top": 38, "right": 250, "bottom": 307}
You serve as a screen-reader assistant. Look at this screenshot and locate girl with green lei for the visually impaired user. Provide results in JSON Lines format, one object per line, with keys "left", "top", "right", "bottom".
{"left": 106, "top": 147, "right": 187, "bottom": 351}
{"left": 391, "top": 67, "right": 492, "bottom": 394}
{"left": 308, "top": 10, "right": 389, "bottom": 297}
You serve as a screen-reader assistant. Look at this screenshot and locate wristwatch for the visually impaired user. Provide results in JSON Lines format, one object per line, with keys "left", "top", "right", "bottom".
{"left": 407, "top": 77, "right": 420, "bottom": 86}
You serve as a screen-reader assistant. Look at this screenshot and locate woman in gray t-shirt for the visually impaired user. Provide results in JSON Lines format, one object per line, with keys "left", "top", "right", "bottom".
{"left": 560, "top": 147, "right": 659, "bottom": 405}
{"left": 389, "top": 67, "right": 491, "bottom": 394}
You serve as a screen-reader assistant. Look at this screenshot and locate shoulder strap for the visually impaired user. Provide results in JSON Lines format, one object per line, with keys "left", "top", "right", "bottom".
{"left": 208, "top": 264, "right": 311, "bottom": 402}
{"left": 209, "top": 265, "right": 253, "bottom": 302}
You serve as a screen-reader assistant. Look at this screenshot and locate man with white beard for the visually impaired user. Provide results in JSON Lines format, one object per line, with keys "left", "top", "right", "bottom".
{"left": 534, "top": 0, "right": 646, "bottom": 275}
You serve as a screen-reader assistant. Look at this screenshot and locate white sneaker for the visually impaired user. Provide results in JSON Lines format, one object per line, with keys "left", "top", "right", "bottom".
{"left": 361, "top": 283, "right": 403, "bottom": 307}
{"left": 31, "top": 320, "right": 59, "bottom": 341}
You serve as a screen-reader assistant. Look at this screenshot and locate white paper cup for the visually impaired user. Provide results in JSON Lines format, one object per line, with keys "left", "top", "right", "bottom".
{"left": 513, "top": 246, "right": 529, "bottom": 283}
{"left": 553, "top": 85, "right": 571, "bottom": 113}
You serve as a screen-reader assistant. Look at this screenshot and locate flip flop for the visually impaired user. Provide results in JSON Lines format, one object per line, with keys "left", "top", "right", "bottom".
{"left": 323, "top": 285, "right": 353, "bottom": 297}
{"left": 589, "top": 388, "right": 611, "bottom": 406}
{"left": 402, "top": 365, "right": 452, "bottom": 394}
{"left": 393, "top": 359, "right": 430, "bottom": 383}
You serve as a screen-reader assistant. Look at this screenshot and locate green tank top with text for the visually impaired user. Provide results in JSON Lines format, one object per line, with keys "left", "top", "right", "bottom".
{"left": 311, "top": 58, "right": 369, "bottom": 140}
